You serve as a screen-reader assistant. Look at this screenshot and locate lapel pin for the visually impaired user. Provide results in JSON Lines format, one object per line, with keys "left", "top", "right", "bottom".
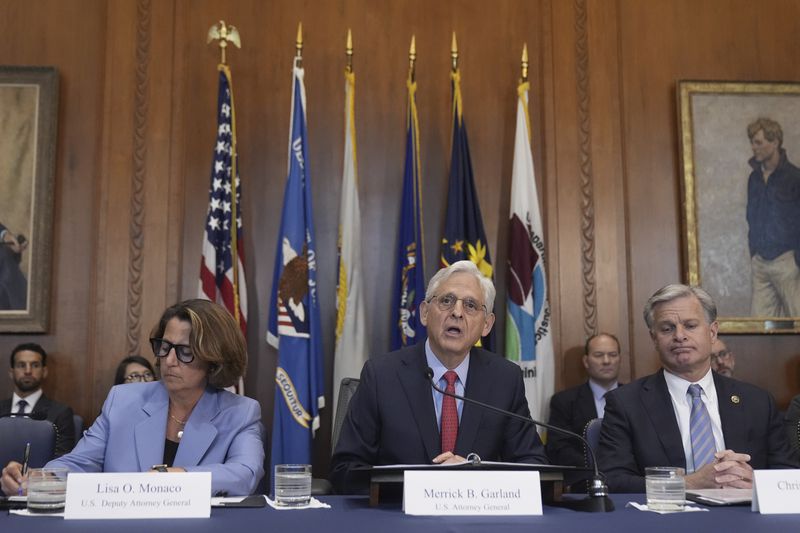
{"left": 731, "top": 395, "right": 740, "bottom": 404}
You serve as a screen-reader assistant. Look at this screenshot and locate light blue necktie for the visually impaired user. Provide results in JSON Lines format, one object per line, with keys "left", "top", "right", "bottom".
{"left": 688, "top": 384, "right": 716, "bottom": 469}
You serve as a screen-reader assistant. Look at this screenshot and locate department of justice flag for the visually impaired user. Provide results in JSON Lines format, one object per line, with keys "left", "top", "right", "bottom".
{"left": 505, "top": 80, "right": 554, "bottom": 423}
{"left": 267, "top": 58, "right": 325, "bottom": 470}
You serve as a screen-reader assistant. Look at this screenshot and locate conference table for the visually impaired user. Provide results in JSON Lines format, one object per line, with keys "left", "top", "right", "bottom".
{"left": 2, "top": 494, "right": 800, "bottom": 532}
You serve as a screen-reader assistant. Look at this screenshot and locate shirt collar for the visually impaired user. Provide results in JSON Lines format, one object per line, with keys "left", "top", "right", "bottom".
{"left": 425, "top": 339, "right": 470, "bottom": 386}
{"left": 663, "top": 366, "right": 715, "bottom": 398}
{"left": 588, "top": 379, "right": 618, "bottom": 401}
{"left": 12, "top": 389, "right": 43, "bottom": 410}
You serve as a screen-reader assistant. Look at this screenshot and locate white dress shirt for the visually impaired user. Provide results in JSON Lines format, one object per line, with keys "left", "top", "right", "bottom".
{"left": 663, "top": 368, "right": 726, "bottom": 473}
{"left": 12, "top": 389, "right": 43, "bottom": 415}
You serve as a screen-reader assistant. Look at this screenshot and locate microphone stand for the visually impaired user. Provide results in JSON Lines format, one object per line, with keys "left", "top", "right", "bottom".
{"left": 426, "top": 368, "right": 614, "bottom": 512}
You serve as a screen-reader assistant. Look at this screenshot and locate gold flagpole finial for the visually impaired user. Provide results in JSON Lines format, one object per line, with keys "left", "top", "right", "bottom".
{"left": 296, "top": 22, "right": 303, "bottom": 64}
{"left": 409, "top": 34, "right": 417, "bottom": 82}
{"left": 207, "top": 20, "right": 241, "bottom": 65}
{"left": 451, "top": 31, "right": 458, "bottom": 72}
{"left": 346, "top": 28, "right": 353, "bottom": 73}
{"left": 521, "top": 43, "right": 529, "bottom": 82}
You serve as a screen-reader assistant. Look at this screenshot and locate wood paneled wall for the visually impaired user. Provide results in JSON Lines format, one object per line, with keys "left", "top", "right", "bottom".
{"left": 0, "top": 0, "right": 798, "bottom": 475}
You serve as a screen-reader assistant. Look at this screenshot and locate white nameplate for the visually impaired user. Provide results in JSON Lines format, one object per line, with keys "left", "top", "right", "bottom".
{"left": 752, "top": 469, "right": 800, "bottom": 514}
{"left": 403, "top": 470, "right": 542, "bottom": 516}
{"left": 64, "top": 472, "right": 211, "bottom": 519}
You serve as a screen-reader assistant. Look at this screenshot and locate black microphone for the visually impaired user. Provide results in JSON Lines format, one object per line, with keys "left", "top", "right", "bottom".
{"left": 425, "top": 367, "right": 613, "bottom": 513}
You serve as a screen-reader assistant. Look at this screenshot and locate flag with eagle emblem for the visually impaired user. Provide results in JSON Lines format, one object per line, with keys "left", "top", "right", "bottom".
{"left": 267, "top": 58, "right": 324, "bottom": 472}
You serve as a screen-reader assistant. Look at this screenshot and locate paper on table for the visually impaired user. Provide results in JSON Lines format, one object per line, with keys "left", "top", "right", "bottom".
{"left": 626, "top": 501, "right": 708, "bottom": 514}
{"left": 265, "top": 497, "right": 331, "bottom": 510}
{"left": 10, "top": 508, "right": 64, "bottom": 518}
{"left": 686, "top": 488, "right": 751, "bottom": 505}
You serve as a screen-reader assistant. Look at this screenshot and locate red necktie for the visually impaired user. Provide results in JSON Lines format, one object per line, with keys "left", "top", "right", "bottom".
{"left": 440, "top": 370, "right": 459, "bottom": 453}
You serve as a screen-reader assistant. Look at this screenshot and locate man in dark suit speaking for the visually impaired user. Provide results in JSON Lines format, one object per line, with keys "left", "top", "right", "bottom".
{"left": 330, "top": 260, "right": 547, "bottom": 493}
{"left": 597, "top": 284, "right": 798, "bottom": 493}
{"left": 2, "top": 343, "right": 75, "bottom": 456}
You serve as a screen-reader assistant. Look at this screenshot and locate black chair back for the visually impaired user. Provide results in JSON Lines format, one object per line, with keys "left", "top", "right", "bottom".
{"left": 583, "top": 417, "right": 603, "bottom": 469}
{"left": 331, "top": 378, "right": 360, "bottom": 454}
{"left": 0, "top": 416, "right": 57, "bottom": 468}
{"left": 73, "top": 414, "right": 84, "bottom": 447}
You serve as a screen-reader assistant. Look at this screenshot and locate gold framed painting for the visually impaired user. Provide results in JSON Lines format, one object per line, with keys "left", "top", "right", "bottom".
{"left": 678, "top": 80, "right": 800, "bottom": 333}
{"left": 0, "top": 66, "right": 58, "bottom": 332}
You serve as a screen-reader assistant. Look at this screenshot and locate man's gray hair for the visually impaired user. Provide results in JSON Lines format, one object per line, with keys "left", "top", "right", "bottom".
{"left": 425, "top": 260, "right": 496, "bottom": 312}
{"left": 643, "top": 284, "right": 717, "bottom": 329}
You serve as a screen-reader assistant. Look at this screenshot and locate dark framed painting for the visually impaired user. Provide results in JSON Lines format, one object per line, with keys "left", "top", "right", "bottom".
{"left": 678, "top": 80, "right": 800, "bottom": 333}
{"left": 0, "top": 66, "right": 58, "bottom": 332}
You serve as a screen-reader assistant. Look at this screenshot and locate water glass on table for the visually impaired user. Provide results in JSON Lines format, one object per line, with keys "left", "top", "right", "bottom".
{"left": 26, "top": 467, "right": 69, "bottom": 514}
{"left": 274, "top": 464, "right": 312, "bottom": 507}
{"left": 645, "top": 466, "right": 685, "bottom": 511}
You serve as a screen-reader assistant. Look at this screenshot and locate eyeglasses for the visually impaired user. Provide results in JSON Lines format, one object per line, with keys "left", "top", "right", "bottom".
{"left": 711, "top": 349, "right": 733, "bottom": 360}
{"left": 150, "top": 338, "right": 195, "bottom": 364}
{"left": 427, "top": 293, "right": 487, "bottom": 316}
{"left": 124, "top": 371, "right": 154, "bottom": 383}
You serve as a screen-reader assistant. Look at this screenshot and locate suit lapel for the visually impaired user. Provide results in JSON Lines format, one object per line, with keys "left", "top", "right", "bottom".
{"left": 455, "top": 349, "right": 487, "bottom": 455}
{"left": 397, "top": 344, "right": 440, "bottom": 459}
{"left": 715, "top": 374, "right": 746, "bottom": 451}
{"left": 641, "top": 371, "right": 686, "bottom": 468}
{"left": 174, "top": 387, "right": 218, "bottom": 467}
{"left": 577, "top": 382, "right": 599, "bottom": 421}
{"left": 135, "top": 386, "right": 169, "bottom": 470}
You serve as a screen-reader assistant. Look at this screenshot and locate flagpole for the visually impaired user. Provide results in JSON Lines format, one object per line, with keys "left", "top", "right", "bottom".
{"left": 521, "top": 43, "right": 529, "bottom": 83}
{"left": 296, "top": 22, "right": 303, "bottom": 65}
{"left": 207, "top": 20, "right": 244, "bottom": 333}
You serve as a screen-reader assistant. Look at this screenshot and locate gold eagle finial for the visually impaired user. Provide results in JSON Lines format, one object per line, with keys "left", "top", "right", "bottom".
{"left": 207, "top": 20, "right": 241, "bottom": 64}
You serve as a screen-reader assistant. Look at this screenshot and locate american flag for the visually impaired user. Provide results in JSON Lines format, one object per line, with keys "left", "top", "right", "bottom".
{"left": 199, "top": 65, "right": 247, "bottom": 335}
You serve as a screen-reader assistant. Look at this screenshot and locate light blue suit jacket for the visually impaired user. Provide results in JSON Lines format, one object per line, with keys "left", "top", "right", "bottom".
{"left": 47, "top": 382, "right": 265, "bottom": 495}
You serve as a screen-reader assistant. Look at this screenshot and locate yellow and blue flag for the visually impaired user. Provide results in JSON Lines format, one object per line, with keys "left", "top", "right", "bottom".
{"left": 267, "top": 58, "right": 325, "bottom": 470}
{"left": 440, "top": 69, "right": 494, "bottom": 349}
{"left": 390, "top": 76, "right": 426, "bottom": 350}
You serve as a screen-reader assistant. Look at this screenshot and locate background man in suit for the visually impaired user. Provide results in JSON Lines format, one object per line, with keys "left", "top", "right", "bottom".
{"left": 598, "top": 284, "right": 798, "bottom": 493}
{"left": 710, "top": 337, "right": 735, "bottom": 378}
{"left": 547, "top": 332, "right": 621, "bottom": 469}
{"left": 330, "top": 260, "right": 547, "bottom": 494}
{"left": 3, "top": 343, "right": 75, "bottom": 456}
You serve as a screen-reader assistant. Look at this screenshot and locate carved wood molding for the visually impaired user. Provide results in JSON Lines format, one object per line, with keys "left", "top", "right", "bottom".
{"left": 574, "top": 0, "right": 597, "bottom": 338}
{"left": 127, "top": 0, "right": 150, "bottom": 355}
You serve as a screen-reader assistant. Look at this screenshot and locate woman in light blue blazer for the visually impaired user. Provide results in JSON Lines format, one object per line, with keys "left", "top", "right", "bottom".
{"left": 1, "top": 299, "right": 265, "bottom": 496}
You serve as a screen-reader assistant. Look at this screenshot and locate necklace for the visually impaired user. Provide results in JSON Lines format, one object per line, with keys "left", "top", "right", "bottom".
{"left": 169, "top": 412, "right": 187, "bottom": 440}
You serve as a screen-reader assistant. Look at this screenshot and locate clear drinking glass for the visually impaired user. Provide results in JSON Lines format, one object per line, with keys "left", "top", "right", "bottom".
{"left": 26, "top": 467, "right": 69, "bottom": 514}
{"left": 645, "top": 466, "right": 685, "bottom": 511}
{"left": 274, "top": 464, "right": 312, "bottom": 507}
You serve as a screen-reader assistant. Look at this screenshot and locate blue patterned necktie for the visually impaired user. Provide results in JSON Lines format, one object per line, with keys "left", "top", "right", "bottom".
{"left": 688, "top": 384, "right": 716, "bottom": 469}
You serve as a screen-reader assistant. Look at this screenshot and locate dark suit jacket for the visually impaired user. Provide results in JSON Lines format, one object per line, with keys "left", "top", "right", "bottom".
{"left": 546, "top": 381, "right": 599, "bottom": 468}
{"left": 597, "top": 369, "right": 799, "bottom": 493}
{"left": 329, "top": 344, "right": 548, "bottom": 494}
{"left": 1, "top": 394, "right": 76, "bottom": 457}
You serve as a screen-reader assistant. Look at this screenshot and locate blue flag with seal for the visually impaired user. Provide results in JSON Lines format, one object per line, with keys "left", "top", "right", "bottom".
{"left": 440, "top": 67, "right": 495, "bottom": 350}
{"left": 267, "top": 58, "right": 324, "bottom": 471}
{"left": 390, "top": 74, "right": 426, "bottom": 350}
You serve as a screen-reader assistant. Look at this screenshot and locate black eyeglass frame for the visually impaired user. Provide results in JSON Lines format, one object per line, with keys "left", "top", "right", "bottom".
{"left": 149, "top": 338, "right": 195, "bottom": 364}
